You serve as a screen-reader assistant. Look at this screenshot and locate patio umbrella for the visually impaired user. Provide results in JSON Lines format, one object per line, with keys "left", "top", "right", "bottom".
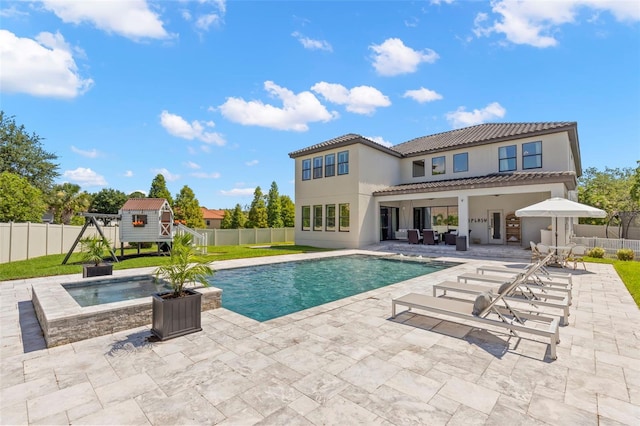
{"left": 515, "top": 197, "right": 607, "bottom": 248}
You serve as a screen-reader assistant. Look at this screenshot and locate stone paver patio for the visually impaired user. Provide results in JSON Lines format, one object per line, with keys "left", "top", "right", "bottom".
{"left": 1, "top": 249, "right": 639, "bottom": 425}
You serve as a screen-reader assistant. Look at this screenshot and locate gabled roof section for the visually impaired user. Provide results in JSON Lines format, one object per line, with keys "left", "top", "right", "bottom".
{"left": 201, "top": 207, "right": 225, "bottom": 220}
{"left": 288, "top": 133, "right": 401, "bottom": 158}
{"left": 393, "top": 122, "right": 577, "bottom": 155}
{"left": 372, "top": 171, "right": 578, "bottom": 196}
{"left": 121, "top": 198, "right": 168, "bottom": 211}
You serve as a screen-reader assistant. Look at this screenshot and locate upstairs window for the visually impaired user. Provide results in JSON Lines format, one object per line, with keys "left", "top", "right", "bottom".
{"left": 432, "top": 156, "right": 445, "bottom": 175}
{"left": 453, "top": 153, "right": 468, "bottom": 173}
{"left": 302, "top": 159, "right": 311, "bottom": 181}
{"left": 522, "top": 141, "right": 542, "bottom": 169}
{"left": 313, "top": 156, "right": 323, "bottom": 179}
{"left": 499, "top": 145, "right": 517, "bottom": 172}
{"left": 301, "top": 206, "right": 310, "bottom": 230}
{"left": 412, "top": 160, "right": 425, "bottom": 177}
{"left": 338, "top": 151, "right": 349, "bottom": 175}
{"left": 325, "top": 154, "right": 336, "bottom": 177}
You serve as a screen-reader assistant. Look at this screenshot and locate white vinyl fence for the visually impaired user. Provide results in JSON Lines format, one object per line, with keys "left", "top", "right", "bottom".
{"left": 0, "top": 222, "right": 295, "bottom": 264}
{"left": 570, "top": 236, "right": 640, "bottom": 259}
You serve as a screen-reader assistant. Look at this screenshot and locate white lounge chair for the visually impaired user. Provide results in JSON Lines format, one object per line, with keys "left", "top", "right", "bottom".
{"left": 391, "top": 254, "right": 561, "bottom": 359}
{"left": 432, "top": 280, "right": 570, "bottom": 326}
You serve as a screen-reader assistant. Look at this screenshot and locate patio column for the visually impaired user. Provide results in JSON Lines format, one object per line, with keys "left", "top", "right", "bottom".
{"left": 458, "top": 194, "right": 469, "bottom": 249}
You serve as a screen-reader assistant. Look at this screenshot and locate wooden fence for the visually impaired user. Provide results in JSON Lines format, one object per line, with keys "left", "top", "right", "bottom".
{"left": 0, "top": 222, "right": 295, "bottom": 264}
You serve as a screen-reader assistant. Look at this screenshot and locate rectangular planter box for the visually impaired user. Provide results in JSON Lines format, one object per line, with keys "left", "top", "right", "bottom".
{"left": 151, "top": 289, "right": 202, "bottom": 341}
{"left": 82, "top": 264, "right": 113, "bottom": 278}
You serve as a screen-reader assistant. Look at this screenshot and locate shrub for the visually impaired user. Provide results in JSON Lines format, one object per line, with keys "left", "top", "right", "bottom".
{"left": 617, "top": 249, "right": 635, "bottom": 261}
{"left": 589, "top": 247, "right": 605, "bottom": 258}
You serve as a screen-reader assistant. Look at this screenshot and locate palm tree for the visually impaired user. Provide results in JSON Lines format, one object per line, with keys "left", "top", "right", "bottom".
{"left": 154, "top": 233, "right": 214, "bottom": 298}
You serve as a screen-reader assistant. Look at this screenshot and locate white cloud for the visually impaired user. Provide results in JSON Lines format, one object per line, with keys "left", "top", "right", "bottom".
{"left": 196, "top": 13, "right": 221, "bottom": 31}
{"left": 71, "top": 146, "right": 99, "bottom": 158}
{"left": 0, "top": 5, "right": 29, "bottom": 18}
{"left": 0, "top": 30, "right": 93, "bottom": 98}
{"left": 430, "top": 0, "right": 454, "bottom": 5}
{"left": 41, "top": 0, "right": 170, "bottom": 41}
{"left": 220, "top": 187, "right": 255, "bottom": 196}
{"left": 370, "top": 38, "right": 439, "bottom": 76}
{"left": 159, "top": 111, "right": 226, "bottom": 145}
{"left": 152, "top": 168, "right": 180, "bottom": 182}
{"left": 191, "top": 171, "right": 221, "bottom": 179}
{"left": 218, "top": 81, "right": 338, "bottom": 131}
{"left": 311, "top": 82, "right": 391, "bottom": 115}
{"left": 62, "top": 167, "right": 107, "bottom": 187}
{"left": 291, "top": 31, "right": 332, "bottom": 51}
{"left": 245, "top": 160, "right": 259, "bottom": 166}
{"left": 184, "top": 161, "right": 201, "bottom": 169}
{"left": 403, "top": 87, "right": 443, "bottom": 103}
{"left": 446, "top": 102, "right": 506, "bottom": 128}
{"left": 124, "top": 170, "right": 133, "bottom": 177}
{"left": 365, "top": 136, "right": 393, "bottom": 148}
{"left": 474, "top": 0, "right": 640, "bottom": 48}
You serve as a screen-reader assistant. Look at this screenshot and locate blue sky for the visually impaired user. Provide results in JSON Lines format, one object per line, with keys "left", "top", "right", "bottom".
{"left": 1, "top": 0, "right": 639, "bottom": 210}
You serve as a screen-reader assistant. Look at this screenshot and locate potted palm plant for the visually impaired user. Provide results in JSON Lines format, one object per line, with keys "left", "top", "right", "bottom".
{"left": 152, "top": 233, "right": 214, "bottom": 340}
{"left": 80, "top": 236, "right": 113, "bottom": 278}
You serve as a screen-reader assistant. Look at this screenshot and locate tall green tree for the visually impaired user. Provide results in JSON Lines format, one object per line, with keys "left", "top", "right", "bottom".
{"left": 630, "top": 161, "right": 640, "bottom": 205}
{"left": 0, "top": 112, "right": 59, "bottom": 193}
{"left": 247, "top": 186, "right": 268, "bottom": 228}
{"left": 220, "top": 209, "right": 233, "bottom": 229}
{"left": 148, "top": 174, "right": 173, "bottom": 205}
{"left": 280, "top": 195, "right": 295, "bottom": 227}
{"left": 173, "top": 185, "right": 205, "bottom": 228}
{"left": 48, "top": 182, "right": 91, "bottom": 224}
{"left": 266, "top": 181, "right": 283, "bottom": 228}
{"left": 89, "top": 188, "right": 128, "bottom": 224}
{"left": 578, "top": 166, "right": 639, "bottom": 237}
{"left": 230, "top": 203, "right": 247, "bottom": 228}
{"left": 0, "top": 172, "right": 47, "bottom": 222}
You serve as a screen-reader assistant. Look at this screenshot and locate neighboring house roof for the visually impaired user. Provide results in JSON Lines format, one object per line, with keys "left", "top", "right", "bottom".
{"left": 288, "top": 122, "right": 582, "bottom": 175}
{"left": 120, "top": 198, "right": 168, "bottom": 211}
{"left": 201, "top": 207, "right": 225, "bottom": 220}
{"left": 372, "top": 171, "right": 578, "bottom": 196}
{"left": 288, "top": 133, "right": 401, "bottom": 158}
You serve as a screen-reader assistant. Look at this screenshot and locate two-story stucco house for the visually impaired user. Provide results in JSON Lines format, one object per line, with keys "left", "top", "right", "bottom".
{"left": 289, "top": 122, "right": 581, "bottom": 249}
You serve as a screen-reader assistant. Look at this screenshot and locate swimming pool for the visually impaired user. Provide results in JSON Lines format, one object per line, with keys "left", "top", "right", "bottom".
{"left": 209, "top": 254, "right": 457, "bottom": 321}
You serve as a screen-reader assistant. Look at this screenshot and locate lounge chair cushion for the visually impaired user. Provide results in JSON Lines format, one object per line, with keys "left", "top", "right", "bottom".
{"left": 472, "top": 291, "right": 493, "bottom": 316}
{"left": 498, "top": 281, "right": 512, "bottom": 295}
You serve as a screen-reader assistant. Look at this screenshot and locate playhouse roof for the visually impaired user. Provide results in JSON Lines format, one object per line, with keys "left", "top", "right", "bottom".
{"left": 120, "top": 198, "right": 169, "bottom": 211}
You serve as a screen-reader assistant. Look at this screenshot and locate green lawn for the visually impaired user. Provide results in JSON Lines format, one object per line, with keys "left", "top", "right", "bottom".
{"left": 0, "top": 243, "right": 331, "bottom": 281}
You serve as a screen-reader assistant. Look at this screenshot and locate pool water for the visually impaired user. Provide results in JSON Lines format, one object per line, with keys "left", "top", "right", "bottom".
{"left": 64, "top": 275, "right": 171, "bottom": 307}
{"left": 209, "top": 254, "right": 457, "bottom": 321}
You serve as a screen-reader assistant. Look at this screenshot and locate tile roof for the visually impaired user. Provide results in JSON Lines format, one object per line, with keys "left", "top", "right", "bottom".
{"left": 201, "top": 207, "right": 225, "bottom": 220}
{"left": 289, "top": 122, "right": 577, "bottom": 157}
{"left": 288, "top": 133, "right": 400, "bottom": 158}
{"left": 120, "top": 198, "right": 168, "bottom": 211}
{"left": 391, "top": 122, "right": 577, "bottom": 156}
{"left": 372, "top": 171, "right": 577, "bottom": 196}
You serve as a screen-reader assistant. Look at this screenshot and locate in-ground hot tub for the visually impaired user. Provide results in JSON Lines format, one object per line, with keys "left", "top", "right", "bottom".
{"left": 32, "top": 272, "right": 222, "bottom": 347}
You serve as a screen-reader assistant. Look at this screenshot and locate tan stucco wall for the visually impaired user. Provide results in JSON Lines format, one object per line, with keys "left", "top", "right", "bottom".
{"left": 293, "top": 143, "right": 400, "bottom": 248}
{"left": 399, "top": 131, "right": 573, "bottom": 184}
